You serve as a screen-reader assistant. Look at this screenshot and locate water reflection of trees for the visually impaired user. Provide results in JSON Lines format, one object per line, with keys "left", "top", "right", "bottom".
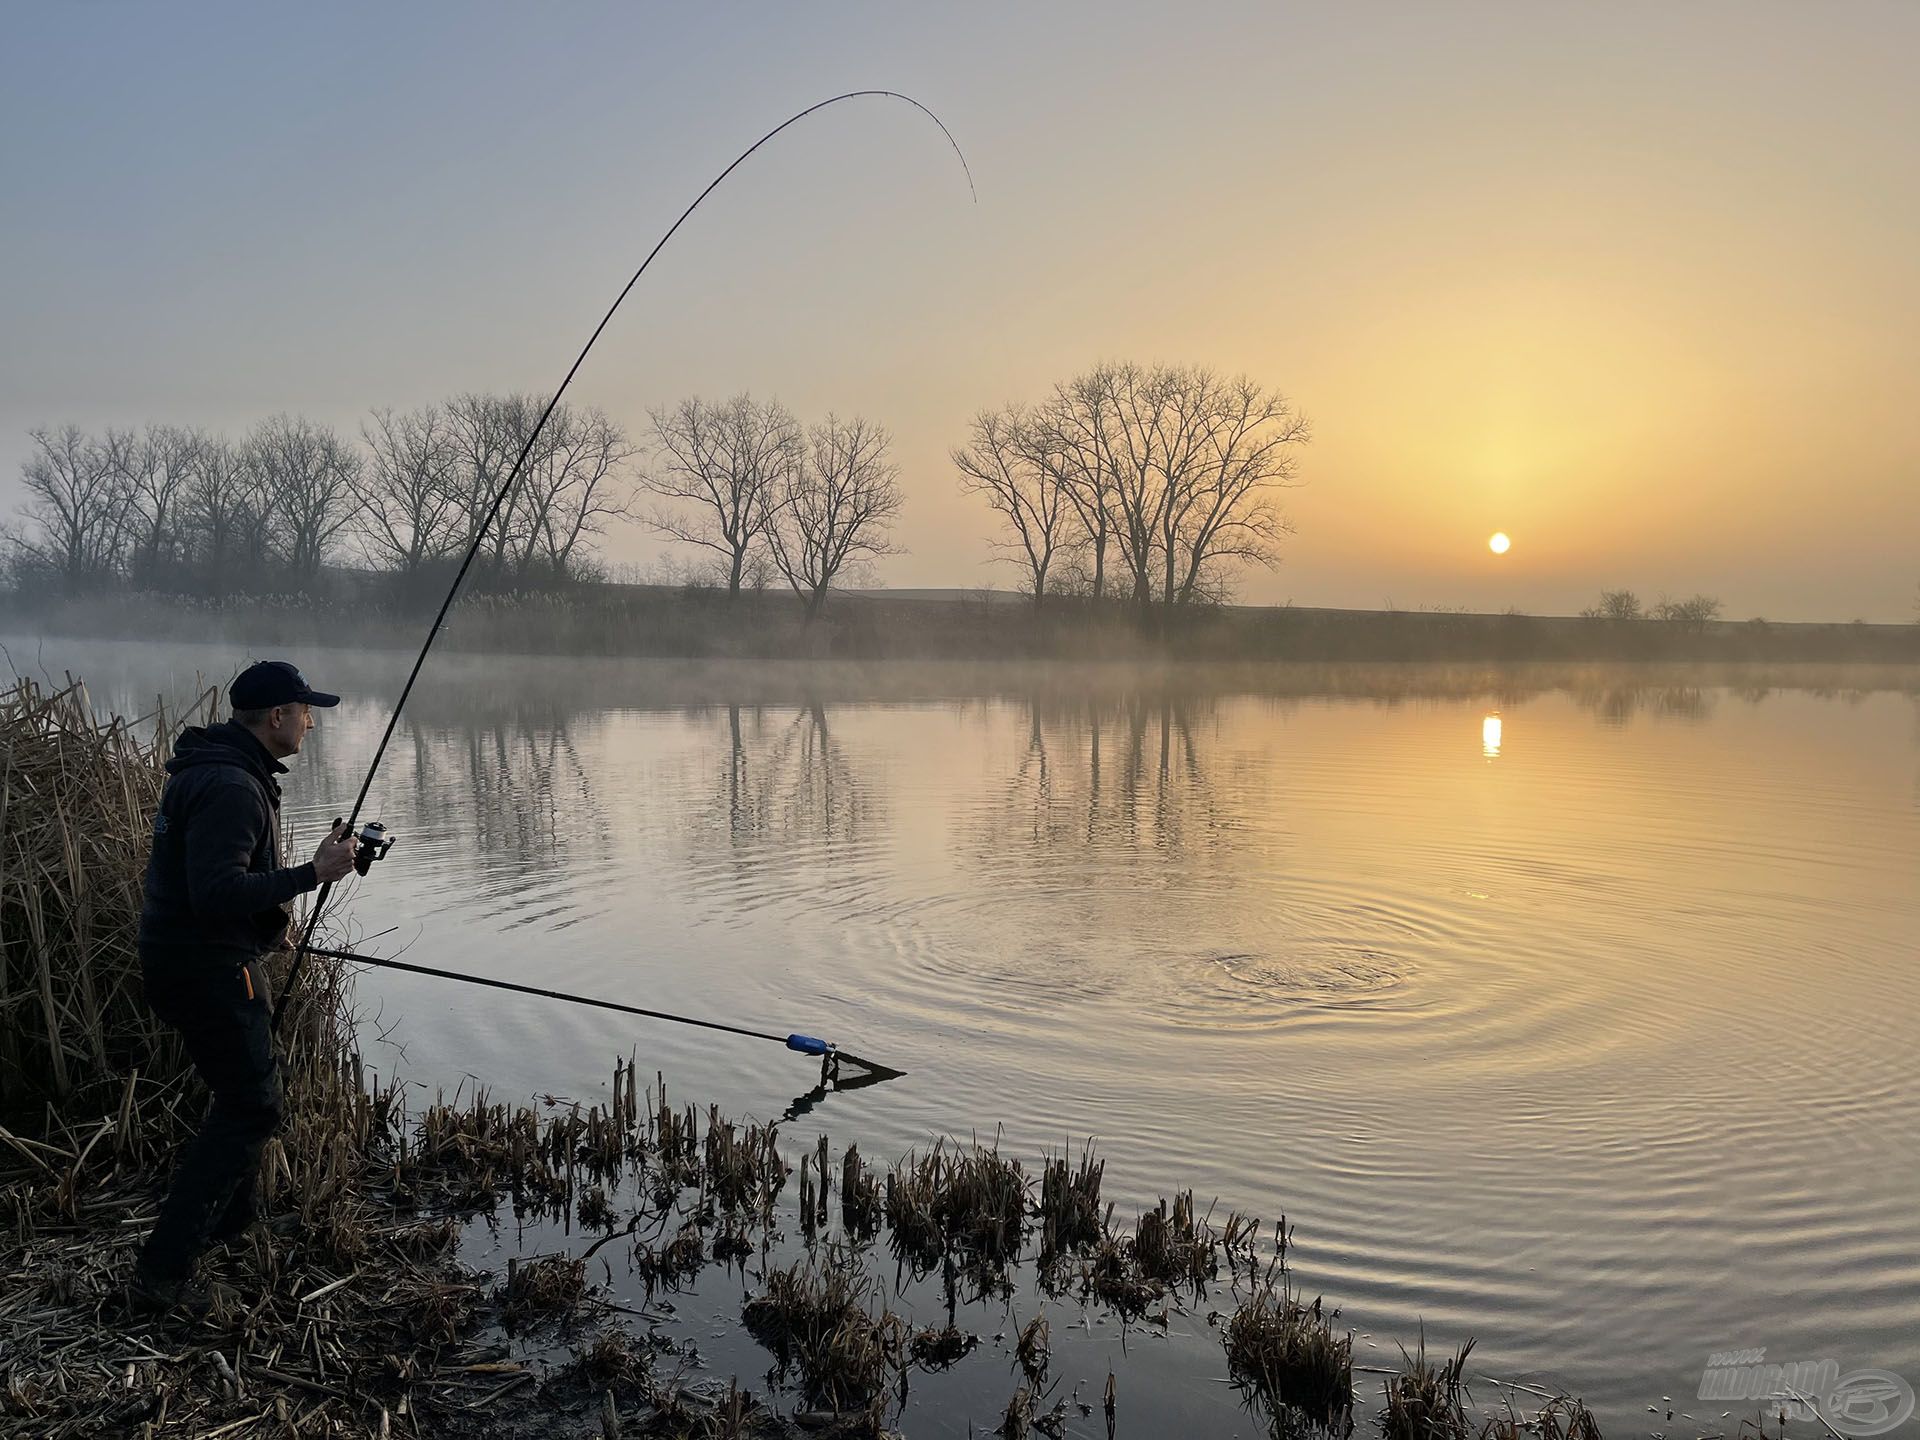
{"left": 968, "top": 694, "right": 1239, "bottom": 869}
{"left": 675, "top": 702, "right": 879, "bottom": 904}
{"left": 1570, "top": 682, "right": 1716, "bottom": 726}
{"left": 345, "top": 717, "right": 612, "bottom": 891}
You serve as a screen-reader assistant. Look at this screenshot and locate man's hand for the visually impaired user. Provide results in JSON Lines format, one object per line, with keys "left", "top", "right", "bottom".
{"left": 313, "top": 822, "right": 356, "bottom": 884}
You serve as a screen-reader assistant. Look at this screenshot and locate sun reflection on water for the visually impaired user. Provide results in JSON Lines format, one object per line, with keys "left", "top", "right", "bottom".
{"left": 1483, "top": 712, "right": 1503, "bottom": 758}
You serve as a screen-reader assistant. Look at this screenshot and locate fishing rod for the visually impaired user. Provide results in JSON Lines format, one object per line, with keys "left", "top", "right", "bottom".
{"left": 302, "top": 945, "right": 904, "bottom": 1081}
{"left": 271, "top": 90, "right": 973, "bottom": 1038}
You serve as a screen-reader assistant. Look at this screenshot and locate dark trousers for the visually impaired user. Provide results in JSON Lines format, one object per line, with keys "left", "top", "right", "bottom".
{"left": 137, "top": 952, "right": 284, "bottom": 1281}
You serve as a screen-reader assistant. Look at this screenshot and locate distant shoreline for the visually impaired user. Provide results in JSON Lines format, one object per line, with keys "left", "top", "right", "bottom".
{"left": 4, "top": 586, "right": 1916, "bottom": 667}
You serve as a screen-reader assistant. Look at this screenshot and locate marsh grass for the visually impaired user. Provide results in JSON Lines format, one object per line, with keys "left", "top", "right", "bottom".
{"left": 1014, "top": 1312, "right": 1051, "bottom": 1388}
{"left": 0, "top": 675, "right": 210, "bottom": 1114}
{"left": 741, "top": 1254, "right": 908, "bottom": 1411}
{"left": 1036, "top": 1145, "right": 1104, "bottom": 1260}
{"left": 1478, "top": 1394, "right": 1603, "bottom": 1440}
{"left": 840, "top": 1142, "right": 882, "bottom": 1239}
{"left": 503, "top": 1251, "right": 589, "bottom": 1325}
{"left": 881, "top": 1138, "right": 1029, "bottom": 1286}
{"left": 1381, "top": 1334, "right": 1477, "bottom": 1440}
{"left": 1223, "top": 1234, "right": 1354, "bottom": 1438}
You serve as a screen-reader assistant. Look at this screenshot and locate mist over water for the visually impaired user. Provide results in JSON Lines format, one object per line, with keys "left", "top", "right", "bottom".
{"left": 21, "top": 637, "right": 1920, "bottom": 1433}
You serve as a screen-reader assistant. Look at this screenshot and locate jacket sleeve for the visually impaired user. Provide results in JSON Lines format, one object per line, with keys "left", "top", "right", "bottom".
{"left": 183, "top": 779, "right": 320, "bottom": 916}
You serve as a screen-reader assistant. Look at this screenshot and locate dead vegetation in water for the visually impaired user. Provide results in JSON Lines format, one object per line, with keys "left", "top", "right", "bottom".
{"left": 706, "top": 1105, "right": 789, "bottom": 1216}
{"left": 1223, "top": 1226, "right": 1354, "bottom": 1438}
{"left": 1036, "top": 1145, "right": 1103, "bottom": 1260}
{"left": 881, "top": 1139, "right": 1028, "bottom": 1285}
{"left": 503, "top": 1252, "right": 589, "bottom": 1325}
{"left": 1477, "top": 1393, "right": 1603, "bottom": 1440}
{"left": 840, "top": 1142, "right": 882, "bottom": 1240}
{"left": 1014, "top": 1312, "right": 1050, "bottom": 1389}
{"left": 907, "top": 1323, "right": 977, "bottom": 1370}
{"left": 1381, "top": 1333, "right": 1477, "bottom": 1440}
{"left": 742, "top": 1255, "right": 908, "bottom": 1412}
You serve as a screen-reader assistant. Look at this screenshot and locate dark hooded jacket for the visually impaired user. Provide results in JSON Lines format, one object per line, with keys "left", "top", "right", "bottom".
{"left": 139, "top": 721, "right": 320, "bottom": 962}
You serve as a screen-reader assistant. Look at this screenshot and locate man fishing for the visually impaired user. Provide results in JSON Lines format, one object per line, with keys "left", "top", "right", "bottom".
{"left": 128, "top": 660, "right": 358, "bottom": 1316}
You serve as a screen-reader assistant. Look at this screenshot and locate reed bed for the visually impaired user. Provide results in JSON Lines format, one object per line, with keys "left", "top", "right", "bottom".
{"left": 881, "top": 1139, "right": 1029, "bottom": 1284}
{"left": 0, "top": 675, "right": 211, "bottom": 1112}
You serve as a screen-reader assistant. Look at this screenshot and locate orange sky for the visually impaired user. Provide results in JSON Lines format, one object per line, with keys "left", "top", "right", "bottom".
{"left": 3, "top": 3, "right": 1915, "bottom": 619}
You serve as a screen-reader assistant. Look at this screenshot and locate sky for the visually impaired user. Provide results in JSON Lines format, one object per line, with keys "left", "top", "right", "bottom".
{"left": 3, "top": 2, "right": 1916, "bottom": 621}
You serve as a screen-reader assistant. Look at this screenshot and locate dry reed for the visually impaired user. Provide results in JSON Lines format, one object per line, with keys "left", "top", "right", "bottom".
{"left": 1381, "top": 1334, "right": 1477, "bottom": 1440}
{"left": 741, "top": 1255, "right": 908, "bottom": 1411}
{"left": 0, "top": 675, "right": 212, "bottom": 1112}
{"left": 1223, "top": 1233, "right": 1354, "bottom": 1437}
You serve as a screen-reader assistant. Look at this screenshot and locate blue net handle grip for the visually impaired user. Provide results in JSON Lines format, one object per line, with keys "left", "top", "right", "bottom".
{"left": 786, "top": 1034, "right": 833, "bottom": 1056}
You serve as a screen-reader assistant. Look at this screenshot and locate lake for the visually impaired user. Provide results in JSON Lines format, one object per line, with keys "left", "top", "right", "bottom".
{"left": 17, "top": 637, "right": 1920, "bottom": 1436}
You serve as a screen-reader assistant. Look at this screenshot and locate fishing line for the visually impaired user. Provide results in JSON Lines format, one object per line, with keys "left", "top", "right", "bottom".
{"left": 273, "top": 90, "right": 973, "bottom": 1035}
{"left": 303, "top": 946, "right": 904, "bottom": 1080}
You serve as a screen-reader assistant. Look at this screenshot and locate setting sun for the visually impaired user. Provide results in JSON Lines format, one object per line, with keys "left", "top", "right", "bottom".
{"left": 1488, "top": 532, "right": 1512, "bottom": 555}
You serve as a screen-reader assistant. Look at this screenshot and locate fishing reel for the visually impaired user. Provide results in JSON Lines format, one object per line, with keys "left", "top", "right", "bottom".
{"left": 334, "top": 816, "right": 396, "bottom": 877}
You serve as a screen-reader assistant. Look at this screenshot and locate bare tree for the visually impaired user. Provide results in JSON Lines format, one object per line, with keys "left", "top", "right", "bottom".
{"left": 1581, "top": 589, "right": 1643, "bottom": 621}
{"left": 1032, "top": 383, "right": 1119, "bottom": 600}
{"left": 993, "top": 363, "right": 1307, "bottom": 614}
{"left": 14, "top": 426, "right": 133, "bottom": 589}
{"left": 177, "top": 433, "right": 272, "bottom": 593}
{"left": 440, "top": 393, "right": 630, "bottom": 588}
{"left": 1167, "top": 371, "right": 1306, "bottom": 605}
{"left": 515, "top": 403, "right": 634, "bottom": 583}
{"left": 643, "top": 394, "right": 800, "bottom": 599}
{"left": 354, "top": 405, "right": 463, "bottom": 584}
{"left": 769, "top": 414, "right": 903, "bottom": 620}
{"left": 1080, "top": 362, "right": 1165, "bottom": 610}
{"left": 244, "top": 415, "right": 360, "bottom": 585}
{"left": 1653, "top": 593, "right": 1723, "bottom": 634}
{"left": 112, "top": 424, "right": 200, "bottom": 588}
{"left": 444, "top": 392, "right": 538, "bottom": 587}
{"left": 951, "top": 404, "right": 1073, "bottom": 608}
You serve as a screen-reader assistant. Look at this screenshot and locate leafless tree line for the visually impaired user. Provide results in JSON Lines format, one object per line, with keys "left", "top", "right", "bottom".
{"left": 952, "top": 362, "right": 1309, "bottom": 612}
{"left": 1580, "top": 589, "right": 1724, "bottom": 632}
{"left": 6, "top": 395, "right": 633, "bottom": 597}
{"left": 642, "top": 396, "right": 902, "bottom": 619}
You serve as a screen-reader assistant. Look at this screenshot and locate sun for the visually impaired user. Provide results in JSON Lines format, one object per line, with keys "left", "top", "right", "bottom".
{"left": 1488, "top": 532, "right": 1511, "bottom": 555}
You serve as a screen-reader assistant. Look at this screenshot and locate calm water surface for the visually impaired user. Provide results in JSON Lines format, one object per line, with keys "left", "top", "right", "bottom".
{"left": 21, "top": 640, "right": 1920, "bottom": 1435}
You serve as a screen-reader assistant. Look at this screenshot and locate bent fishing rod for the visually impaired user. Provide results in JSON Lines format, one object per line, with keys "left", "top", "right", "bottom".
{"left": 272, "top": 90, "right": 973, "bottom": 1075}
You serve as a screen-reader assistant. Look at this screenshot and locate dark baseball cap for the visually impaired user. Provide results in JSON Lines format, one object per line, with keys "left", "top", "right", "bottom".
{"left": 230, "top": 660, "right": 341, "bottom": 710}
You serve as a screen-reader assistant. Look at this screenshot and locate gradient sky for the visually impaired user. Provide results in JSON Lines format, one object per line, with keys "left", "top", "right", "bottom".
{"left": 4, "top": 3, "right": 1916, "bottom": 620}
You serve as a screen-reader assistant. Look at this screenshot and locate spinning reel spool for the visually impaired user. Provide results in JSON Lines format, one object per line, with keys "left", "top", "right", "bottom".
{"left": 332, "top": 816, "right": 396, "bottom": 877}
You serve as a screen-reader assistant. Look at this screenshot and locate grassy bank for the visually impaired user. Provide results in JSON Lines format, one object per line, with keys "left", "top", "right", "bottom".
{"left": 6, "top": 585, "right": 1917, "bottom": 666}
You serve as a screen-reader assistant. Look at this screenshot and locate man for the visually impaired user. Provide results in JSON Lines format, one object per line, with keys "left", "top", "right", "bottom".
{"left": 129, "top": 659, "right": 358, "bottom": 1315}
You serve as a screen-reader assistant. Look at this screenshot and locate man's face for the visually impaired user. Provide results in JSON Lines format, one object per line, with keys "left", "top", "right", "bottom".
{"left": 263, "top": 702, "right": 315, "bottom": 758}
